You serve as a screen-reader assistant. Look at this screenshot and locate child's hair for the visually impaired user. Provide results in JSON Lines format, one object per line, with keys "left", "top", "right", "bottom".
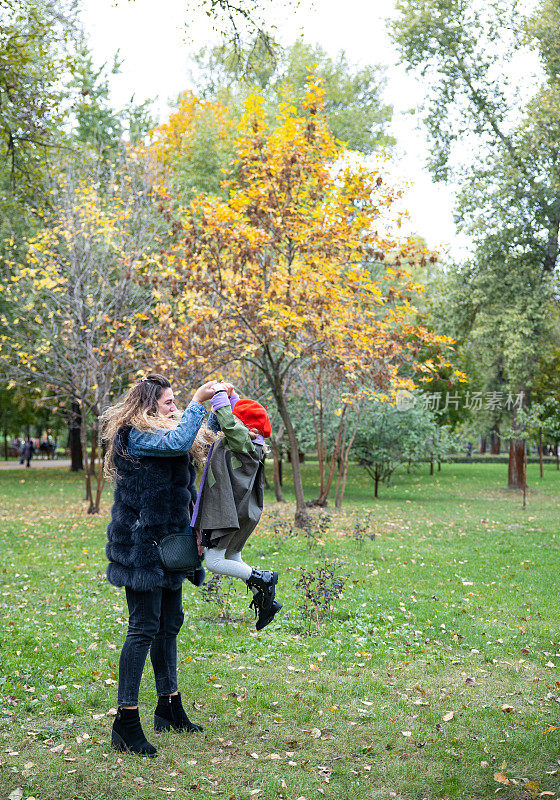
{"left": 190, "top": 424, "right": 222, "bottom": 469}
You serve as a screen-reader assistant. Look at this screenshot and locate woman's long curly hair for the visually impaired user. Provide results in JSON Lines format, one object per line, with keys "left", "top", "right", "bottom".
{"left": 101, "top": 373, "right": 218, "bottom": 480}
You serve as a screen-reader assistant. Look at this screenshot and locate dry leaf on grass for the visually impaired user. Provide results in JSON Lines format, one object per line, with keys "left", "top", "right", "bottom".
{"left": 524, "top": 781, "right": 539, "bottom": 799}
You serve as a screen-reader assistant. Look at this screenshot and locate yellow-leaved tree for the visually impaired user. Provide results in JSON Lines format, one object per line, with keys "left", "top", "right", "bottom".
{"left": 0, "top": 153, "right": 163, "bottom": 512}
{"left": 146, "top": 80, "right": 451, "bottom": 525}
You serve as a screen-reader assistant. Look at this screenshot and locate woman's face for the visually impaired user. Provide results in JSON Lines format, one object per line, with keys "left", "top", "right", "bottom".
{"left": 157, "top": 387, "right": 177, "bottom": 416}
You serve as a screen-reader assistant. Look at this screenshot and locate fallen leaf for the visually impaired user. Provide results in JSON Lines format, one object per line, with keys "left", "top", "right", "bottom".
{"left": 501, "top": 704, "right": 515, "bottom": 713}
{"left": 8, "top": 790, "right": 23, "bottom": 800}
{"left": 524, "top": 781, "right": 539, "bottom": 799}
{"left": 401, "top": 731, "right": 412, "bottom": 737}
{"left": 494, "top": 773, "right": 510, "bottom": 785}
{"left": 310, "top": 727, "right": 321, "bottom": 738}
{"left": 443, "top": 711, "right": 455, "bottom": 722}
{"left": 481, "top": 761, "right": 489, "bottom": 768}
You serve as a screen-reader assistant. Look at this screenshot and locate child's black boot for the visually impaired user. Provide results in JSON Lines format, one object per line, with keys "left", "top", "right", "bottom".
{"left": 111, "top": 707, "right": 157, "bottom": 757}
{"left": 154, "top": 692, "right": 204, "bottom": 733}
{"left": 255, "top": 598, "right": 283, "bottom": 631}
{"left": 246, "top": 569, "right": 281, "bottom": 630}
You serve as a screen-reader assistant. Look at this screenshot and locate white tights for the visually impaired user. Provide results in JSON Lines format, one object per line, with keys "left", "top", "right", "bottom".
{"left": 204, "top": 547, "right": 253, "bottom": 581}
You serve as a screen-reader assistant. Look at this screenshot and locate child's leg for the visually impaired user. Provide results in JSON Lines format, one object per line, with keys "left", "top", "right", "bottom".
{"left": 204, "top": 547, "right": 252, "bottom": 581}
{"left": 224, "top": 549, "right": 253, "bottom": 577}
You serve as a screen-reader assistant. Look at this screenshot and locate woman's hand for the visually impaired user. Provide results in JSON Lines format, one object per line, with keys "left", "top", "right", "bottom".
{"left": 214, "top": 381, "right": 235, "bottom": 397}
{"left": 192, "top": 381, "right": 218, "bottom": 404}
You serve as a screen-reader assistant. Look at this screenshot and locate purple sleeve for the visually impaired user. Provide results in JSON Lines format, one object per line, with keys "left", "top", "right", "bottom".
{"left": 229, "top": 392, "right": 240, "bottom": 410}
{"left": 210, "top": 390, "right": 230, "bottom": 412}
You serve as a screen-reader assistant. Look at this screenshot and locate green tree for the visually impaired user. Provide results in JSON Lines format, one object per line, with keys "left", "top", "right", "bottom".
{"left": 352, "top": 399, "right": 453, "bottom": 498}
{"left": 390, "top": 0, "right": 560, "bottom": 488}
{"left": 192, "top": 37, "right": 395, "bottom": 153}
{"left": 153, "top": 37, "right": 396, "bottom": 205}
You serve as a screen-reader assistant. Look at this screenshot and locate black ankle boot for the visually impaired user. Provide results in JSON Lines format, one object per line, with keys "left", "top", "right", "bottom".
{"left": 154, "top": 692, "right": 204, "bottom": 733}
{"left": 111, "top": 707, "right": 157, "bottom": 757}
{"left": 255, "top": 598, "right": 283, "bottom": 631}
{"left": 246, "top": 569, "right": 280, "bottom": 630}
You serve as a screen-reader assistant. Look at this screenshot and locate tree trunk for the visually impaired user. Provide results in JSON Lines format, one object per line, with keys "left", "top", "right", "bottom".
{"left": 312, "top": 380, "right": 327, "bottom": 500}
{"left": 270, "top": 440, "right": 285, "bottom": 503}
{"left": 334, "top": 415, "right": 348, "bottom": 509}
{"left": 3, "top": 430, "right": 7, "bottom": 461}
{"left": 90, "top": 424, "right": 98, "bottom": 477}
{"left": 480, "top": 436, "right": 487, "bottom": 454}
{"left": 69, "top": 400, "right": 83, "bottom": 472}
{"left": 430, "top": 457, "right": 434, "bottom": 475}
{"left": 374, "top": 472, "right": 379, "bottom": 498}
{"left": 556, "top": 441, "right": 559, "bottom": 471}
{"left": 334, "top": 403, "right": 360, "bottom": 509}
{"left": 92, "top": 421, "right": 105, "bottom": 514}
{"left": 538, "top": 427, "right": 543, "bottom": 479}
{"left": 508, "top": 438, "right": 526, "bottom": 489}
{"left": 79, "top": 411, "right": 93, "bottom": 507}
{"left": 273, "top": 377, "right": 309, "bottom": 527}
{"left": 491, "top": 422, "right": 501, "bottom": 454}
{"left": 316, "top": 406, "right": 347, "bottom": 506}
{"left": 508, "top": 395, "right": 527, "bottom": 490}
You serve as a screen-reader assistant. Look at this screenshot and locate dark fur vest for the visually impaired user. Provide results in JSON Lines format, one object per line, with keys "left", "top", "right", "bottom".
{"left": 105, "top": 427, "right": 197, "bottom": 591}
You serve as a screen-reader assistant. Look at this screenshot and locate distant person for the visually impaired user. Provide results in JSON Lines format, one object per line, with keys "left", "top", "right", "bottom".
{"left": 466, "top": 441, "right": 473, "bottom": 459}
{"left": 21, "top": 437, "right": 34, "bottom": 468}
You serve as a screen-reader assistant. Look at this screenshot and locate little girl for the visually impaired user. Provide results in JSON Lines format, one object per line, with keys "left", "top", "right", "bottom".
{"left": 191, "top": 384, "right": 282, "bottom": 630}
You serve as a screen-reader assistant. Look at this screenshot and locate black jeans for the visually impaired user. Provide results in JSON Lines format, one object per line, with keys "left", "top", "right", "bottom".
{"left": 117, "top": 585, "right": 184, "bottom": 706}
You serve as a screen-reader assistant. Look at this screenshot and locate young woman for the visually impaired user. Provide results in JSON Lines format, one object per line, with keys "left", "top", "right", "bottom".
{"left": 101, "top": 373, "right": 217, "bottom": 757}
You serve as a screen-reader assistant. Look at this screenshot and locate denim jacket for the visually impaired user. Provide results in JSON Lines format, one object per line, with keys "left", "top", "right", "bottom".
{"left": 128, "top": 401, "right": 207, "bottom": 457}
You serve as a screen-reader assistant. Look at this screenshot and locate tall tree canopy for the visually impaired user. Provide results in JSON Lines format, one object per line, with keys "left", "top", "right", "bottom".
{"left": 144, "top": 81, "right": 449, "bottom": 524}
{"left": 390, "top": 0, "right": 560, "bottom": 487}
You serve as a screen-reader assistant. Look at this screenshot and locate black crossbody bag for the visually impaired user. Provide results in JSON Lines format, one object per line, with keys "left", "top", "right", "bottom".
{"left": 156, "top": 525, "right": 201, "bottom": 573}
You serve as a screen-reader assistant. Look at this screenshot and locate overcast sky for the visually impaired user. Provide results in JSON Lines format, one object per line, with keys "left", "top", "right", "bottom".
{"left": 80, "top": 0, "right": 472, "bottom": 257}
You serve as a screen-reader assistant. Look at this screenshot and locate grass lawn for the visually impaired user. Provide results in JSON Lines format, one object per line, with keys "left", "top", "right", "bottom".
{"left": 0, "top": 460, "right": 559, "bottom": 800}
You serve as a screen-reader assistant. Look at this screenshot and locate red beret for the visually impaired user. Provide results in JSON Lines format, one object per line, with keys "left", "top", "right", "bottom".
{"left": 232, "top": 398, "right": 271, "bottom": 438}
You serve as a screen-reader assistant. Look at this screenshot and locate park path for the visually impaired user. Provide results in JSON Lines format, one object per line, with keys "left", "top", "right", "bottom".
{"left": 0, "top": 459, "right": 72, "bottom": 471}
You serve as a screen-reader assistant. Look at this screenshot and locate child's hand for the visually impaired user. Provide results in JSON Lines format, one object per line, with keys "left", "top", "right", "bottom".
{"left": 211, "top": 382, "right": 229, "bottom": 394}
